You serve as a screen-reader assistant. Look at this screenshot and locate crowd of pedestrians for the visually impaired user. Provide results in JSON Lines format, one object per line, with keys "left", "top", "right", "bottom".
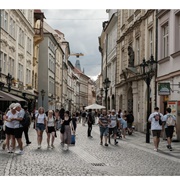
{"left": 0, "top": 102, "right": 178, "bottom": 155}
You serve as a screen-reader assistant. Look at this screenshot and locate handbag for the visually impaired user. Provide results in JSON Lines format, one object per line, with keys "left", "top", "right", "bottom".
{"left": 60, "top": 123, "right": 65, "bottom": 134}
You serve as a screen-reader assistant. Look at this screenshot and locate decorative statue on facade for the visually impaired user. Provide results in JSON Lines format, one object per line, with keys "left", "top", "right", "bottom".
{"left": 128, "top": 45, "right": 134, "bottom": 67}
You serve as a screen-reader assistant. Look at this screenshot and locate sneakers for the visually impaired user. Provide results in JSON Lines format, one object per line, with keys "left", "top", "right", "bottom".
{"left": 114, "top": 141, "right": 118, "bottom": 145}
{"left": 169, "top": 146, "right": 172, "bottom": 151}
{"left": 105, "top": 143, "right": 108, "bottom": 147}
{"left": 26, "top": 142, "right": 31, "bottom": 146}
{"left": 7, "top": 149, "right": 11, "bottom": 153}
{"left": 15, "top": 150, "right": 24, "bottom": 155}
{"left": 167, "top": 145, "right": 170, "bottom": 149}
{"left": 37, "top": 145, "right": 41, "bottom": 149}
{"left": 154, "top": 148, "right": 158, "bottom": 152}
{"left": 2, "top": 143, "right": 6, "bottom": 150}
{"left": 47, "top": 145, "right": 51, "bottom": 149}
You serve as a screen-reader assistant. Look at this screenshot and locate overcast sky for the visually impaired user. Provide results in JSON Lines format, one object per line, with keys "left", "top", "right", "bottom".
{"left": 43, "top": 9, "right": 108, "bottom": 80}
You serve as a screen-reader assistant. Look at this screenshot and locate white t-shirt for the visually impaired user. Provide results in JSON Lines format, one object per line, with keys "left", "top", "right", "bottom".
{"left": 6, "top": 110, "right": 18, "bottom": 128}
{"left": 36, "top": 113, "right": 46, "bottom": 124}
{"left": 47, "top": 117, "right": 55, "bottom": 127}
{"left": 148, "top": 112, "right": 163, "bottom": 130}
{"left": 108, "top": 114, "right": 117, "bottom": 128}
{"left": 14, "top": 109, "right": 25, "bottom": 129}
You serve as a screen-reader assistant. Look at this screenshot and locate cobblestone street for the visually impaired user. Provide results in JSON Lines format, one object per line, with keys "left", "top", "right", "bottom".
{"left": 0, "top": 123, "right": 180, "bottom": 176}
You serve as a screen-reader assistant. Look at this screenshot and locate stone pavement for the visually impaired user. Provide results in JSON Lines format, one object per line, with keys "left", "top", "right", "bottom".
{"left": 0, "top": 123, "right": 180, "bottom": 176}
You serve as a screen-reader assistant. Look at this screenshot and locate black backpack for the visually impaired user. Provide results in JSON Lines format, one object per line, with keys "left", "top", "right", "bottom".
{"left": 20, "top": 111, "right": 31, "bottom": 127}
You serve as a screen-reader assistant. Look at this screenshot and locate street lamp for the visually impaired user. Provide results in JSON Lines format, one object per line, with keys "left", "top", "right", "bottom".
{"left": 103, "top": 77, "right": 111, "bottom": 111}
{"left": 6, "top": 73, "right": 12, "bottom": 92}
{"left": 100, "top": 88, "right": 104, "bottom": 105}
{"left": 40, "top": 89, "right": 45, "bottom": 107}
{"left": 139, "top": 55, "right": 157, "bottom": 143}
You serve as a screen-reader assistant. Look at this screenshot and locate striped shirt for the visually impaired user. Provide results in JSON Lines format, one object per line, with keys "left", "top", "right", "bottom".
{"left": 99, "top": 115, "right": 109, "bottom": 127}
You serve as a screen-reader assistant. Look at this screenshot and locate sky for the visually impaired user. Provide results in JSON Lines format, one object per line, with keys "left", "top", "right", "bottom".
{"left": 43, "top": 9, "right": 108, "bottom": 81}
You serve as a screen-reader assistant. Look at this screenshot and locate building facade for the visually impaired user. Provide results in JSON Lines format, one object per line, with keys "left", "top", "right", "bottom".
{"left": 115, "top": 10, "right": 157, "bottom": 132}
{"left": 156, "top": 9, "right": 180, "bottom": 140}
{"left": 0, "top": 9, "right": 35, "bottom": 111}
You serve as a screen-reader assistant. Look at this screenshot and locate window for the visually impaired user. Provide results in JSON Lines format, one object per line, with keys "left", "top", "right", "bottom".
{"left": 149, "top": 29, "right": 153, "bottom": 57}
{"left": 1, "top": 10, "right": 4, "bottom": 28}
{"left": 175, "top": 15, "right": 180, "bottom": 52}
{"left": 19, "top": 28, "right": 24, "bottom": 46}
{"left": 49, "top": 53, "right": 55, "bottom": 72}
{"left": 3, "top": 53, "right": 7, "bottom": 74}
{"left": 26, "top": 69, "right": 31, "bottom": 85}
{"left": 28, "top": 10, "right": 32, "bottom": 24}
{"left": 136, "top": 38, "right": 140, "bottom": 65}
{"left": 9, "top": 57, "right": 15, "bottom": 76}
{"left": 4, "top": 11, "right": 8, "bottom": 31}
{"left": 27, "top": 37, "right": 32, "bottom": 54}
{"left": 18, "top": 63, "right": 23, "bottom": 82}
{"left": 121, "top": 9, "right": 125, "bottom": 27}
{"left": 121, "top": 49, "right": 124, "bottom": 70}
{"left": 9, "top": 17, "right": 15, "bottom": 38}
{"left": 0, "top": 51, "right": 2, "bottom": 69}
{"left": 162, "top": 24, "right": 169, "bottom": 58}
{"left": 49, "top": 76, "right": 54, "bottom": 94}
{"left": 1, "top": 10, "right": 8, "bottom": 31}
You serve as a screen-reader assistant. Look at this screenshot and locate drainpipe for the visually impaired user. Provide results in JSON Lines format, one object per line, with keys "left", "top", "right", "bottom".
{"left": 155, "top": 10, "right": 158, "bottom": 107}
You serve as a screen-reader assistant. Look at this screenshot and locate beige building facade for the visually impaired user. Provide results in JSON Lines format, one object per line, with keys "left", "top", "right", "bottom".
{"left": 0, "top": 9, "right": 35, "bottom": 111}
{"left": 116, "top": 10, "right": 157, "bottom": 132}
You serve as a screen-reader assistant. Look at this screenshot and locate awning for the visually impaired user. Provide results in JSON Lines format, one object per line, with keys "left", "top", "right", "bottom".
{"left": 0, "top": 91, "right": 26, "bottom": 102}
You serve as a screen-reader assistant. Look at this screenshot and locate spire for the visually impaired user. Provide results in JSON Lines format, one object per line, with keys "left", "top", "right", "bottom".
{"left": 75, "top": 59, "right": 81, "bottom": 71}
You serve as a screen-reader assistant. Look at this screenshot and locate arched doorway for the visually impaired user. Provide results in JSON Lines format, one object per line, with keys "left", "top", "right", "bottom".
{"left": 127, "top": 87, "right": 133, "bottom": 112}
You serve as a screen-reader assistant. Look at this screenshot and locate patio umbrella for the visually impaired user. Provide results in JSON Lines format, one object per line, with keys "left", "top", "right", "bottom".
{"left": 85, "top": 103, "right": 105, "bottom": 110}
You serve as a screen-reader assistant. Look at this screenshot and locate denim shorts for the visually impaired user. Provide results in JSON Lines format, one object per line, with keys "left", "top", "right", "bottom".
{"left": 36, "top": 123, "right": 45, "bottom": 131}
{"left": 99, "top": 126, "right": 108, "bottom": 136}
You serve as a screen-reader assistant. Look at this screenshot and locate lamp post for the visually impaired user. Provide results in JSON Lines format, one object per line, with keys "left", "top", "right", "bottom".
{"left": 100, "top": 88, "right": 104, "bottom": 105}
{"left": 40, "top": 89, "right": 45, "bottom": 107}
{"left": 6, "top": 73, "right": 12, "bottom": 92}
{"left": 139, "top": 55, "right": 157, "bottom": 143}
{"left": 103, "top": 77, "right": 111, "bottom": 111}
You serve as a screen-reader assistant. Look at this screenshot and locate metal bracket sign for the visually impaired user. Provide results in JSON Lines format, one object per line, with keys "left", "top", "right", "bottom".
{"left": 158, "top": 82, "right": 170, "bottom": 95}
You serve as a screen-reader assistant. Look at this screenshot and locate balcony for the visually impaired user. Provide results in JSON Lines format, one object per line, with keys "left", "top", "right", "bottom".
{"left": 34, "top": 10, "right": 45, "bottom": 45}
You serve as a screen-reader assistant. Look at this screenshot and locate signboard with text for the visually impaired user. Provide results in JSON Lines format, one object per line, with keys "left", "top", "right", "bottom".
{"left": 158, "top": 82, "right": 170, "bottom": 95}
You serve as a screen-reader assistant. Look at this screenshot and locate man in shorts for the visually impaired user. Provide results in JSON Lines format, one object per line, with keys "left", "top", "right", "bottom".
{"left": 148, "top": 107, "right": 163, "bottom": 152}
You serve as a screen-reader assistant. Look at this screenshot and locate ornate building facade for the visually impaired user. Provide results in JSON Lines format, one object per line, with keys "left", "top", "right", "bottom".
{"left": 116, "top": 10, "right": 157, "bottom": 132}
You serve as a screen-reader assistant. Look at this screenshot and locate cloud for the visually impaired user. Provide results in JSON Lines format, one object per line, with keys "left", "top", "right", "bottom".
{"left": 43, "top": 9, "right": 108, "bottom": 77}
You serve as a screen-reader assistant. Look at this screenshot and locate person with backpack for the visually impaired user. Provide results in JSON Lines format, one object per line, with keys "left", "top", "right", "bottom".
{"left": 21, "top": 105, "right": 31, "bottom": 146}
{"left": 162, "top": 107, "right": 177, "bottom": 151}
{"left": 148, "top": 107, "right": 164, "bottom": 152}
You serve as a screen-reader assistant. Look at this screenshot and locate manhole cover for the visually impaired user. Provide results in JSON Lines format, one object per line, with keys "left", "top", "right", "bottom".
{"left": 91, "top": 163, "right": 106, "bottom": 166}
